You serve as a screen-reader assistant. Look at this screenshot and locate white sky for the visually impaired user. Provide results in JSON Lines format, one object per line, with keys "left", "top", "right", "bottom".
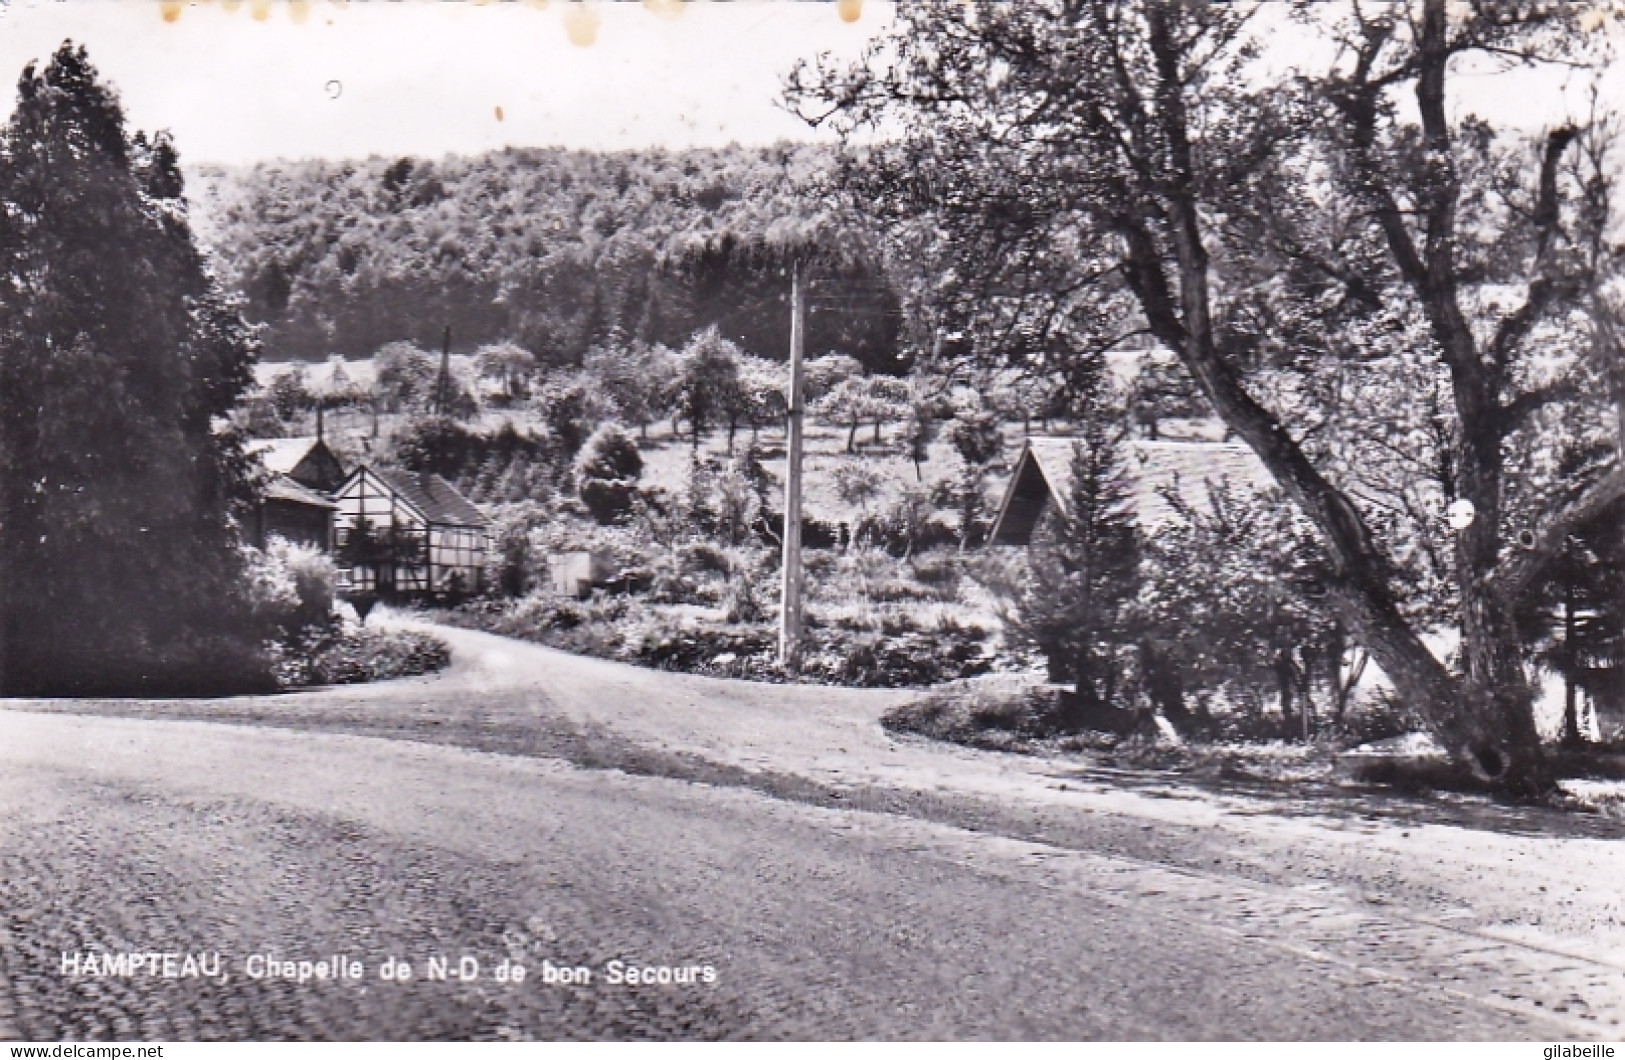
{"left": 0, "top": 1, "right": 1614, "bottom": 166}
{"left": 0, "top": 0, "right": 894, "bottom": 165}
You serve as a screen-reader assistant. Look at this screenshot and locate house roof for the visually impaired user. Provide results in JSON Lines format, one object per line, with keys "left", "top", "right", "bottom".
{"left": 263, "top": 474, "right": 339, "bottom": 510}
{"left": 246, "top": 437, "right": 323, "bottom": 477}
{"left": 990, "top": 437, "right": 1277, "bottom": 545}
{"left": 375, "top": 468, "right": 490, "bottom": 528}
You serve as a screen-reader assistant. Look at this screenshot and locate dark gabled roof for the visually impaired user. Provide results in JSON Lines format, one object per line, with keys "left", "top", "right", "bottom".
{"left": 264, "top": 474, "right": 338, "bottom": 510}
{"left": 375, "top": 468, "right": 489, "bottom": 528}
{"left": 246, "top": 435, "right": 348, "bottom": 492}
{"left": 989, "top": 437, "right": 1276, "bottom": 546}
{"left": 247, "top": 436, "right": 320, "bottom": 476}
{"left": 1030, "top": 437, "right": 1275, "bottom": 527}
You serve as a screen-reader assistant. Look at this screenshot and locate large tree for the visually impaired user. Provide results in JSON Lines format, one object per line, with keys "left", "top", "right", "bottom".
{"left": 789, "top": 1, "right": 1625, "bottom": 796}
{"left": 0, "top": 43, "right": 264, "bottom": 695}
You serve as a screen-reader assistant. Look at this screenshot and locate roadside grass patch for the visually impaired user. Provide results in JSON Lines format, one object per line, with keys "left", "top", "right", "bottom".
{"left": 1557, "top": 778, "right": 1625, "bottom": 818}
{"left": 882, "top": 674, "right": 1101, "bottom": 752}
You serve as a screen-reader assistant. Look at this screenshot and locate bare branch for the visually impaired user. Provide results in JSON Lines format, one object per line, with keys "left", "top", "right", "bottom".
{"left": 1499, "top": 375, "right": 1579, "bottom": 435}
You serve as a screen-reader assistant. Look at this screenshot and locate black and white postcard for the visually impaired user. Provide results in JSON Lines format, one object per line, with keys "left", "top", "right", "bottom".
{"left": 0, "top": 0, "right": 1623, "bottom": 1043}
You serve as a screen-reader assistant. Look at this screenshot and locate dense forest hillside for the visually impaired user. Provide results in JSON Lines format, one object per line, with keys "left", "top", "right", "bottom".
{"left": 187, "top": 144, "right": 904, "bottom": 372}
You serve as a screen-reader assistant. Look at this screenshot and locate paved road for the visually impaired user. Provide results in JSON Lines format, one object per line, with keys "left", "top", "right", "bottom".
{"left": 0, "top": 621, "right": 1621, "bottom": 1040}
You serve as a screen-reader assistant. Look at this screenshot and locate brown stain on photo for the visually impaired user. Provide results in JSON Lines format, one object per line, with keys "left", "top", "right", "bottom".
{"left": 220, "top": 0, "right": 243, "bottom": 12}
{"left": 494, "top": 105, "right": 505, "bottom": 122}
{"left": 249, "top": 0, "right": 273, "bottom": 22}
{"left": 289, "top": 0, "right": 311, "bottom": 24}
{"left": 837, "top": 0, "right": 862, "bottom": 23}
{"left": 642, "top": 0, "right": 685, "bottom": 18}
{"left": 160, "top": 1, "right": 184, "bottom": 23}
{"left": 563, "top": 2, "right": 600, "bottom": 47}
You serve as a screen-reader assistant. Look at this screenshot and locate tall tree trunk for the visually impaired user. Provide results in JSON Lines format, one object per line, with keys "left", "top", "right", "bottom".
{"left": 1127, "top": 1, "right": 1555, "bottom": 794}
{"left": 1274, "top": 648, "right": 1298, "bottom": 737}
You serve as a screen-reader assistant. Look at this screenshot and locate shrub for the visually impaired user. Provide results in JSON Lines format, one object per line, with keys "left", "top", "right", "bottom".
{"left": 678, "top": 540, "right": 732, "bottom": 576}
{"left": 631, "top": 622, "right": 774, "bottom": 672}
{"left": 882, "top": 677, "right": 1067, "bottom": 748}
{"left": 278, "top": 539, "right": 338, "bottom": 633}
{"left": 273, "top": 625, "right": 451, "bottom": 688}
{"left": 576, "top": 423, "right": 644, "bottom": 483}
{"left": 541, "top": 381, "right": 598, "bottom": 459}
{"left": 394, "top": 416, "right": 478, "bottom": 479}
{"left": 800, "top": 623, "right": 991, "bottom": 688}
{"left": 580, "top": 479, "right": 639, "bottom": 526}
{"left": 486, "top": 506, "right": 545, "bottom": 598}
{"left": 576, "top": 424, "right": 643, "bottom": 525}
{"left": 244, "top": 539, "right": 339, "bottom": 641}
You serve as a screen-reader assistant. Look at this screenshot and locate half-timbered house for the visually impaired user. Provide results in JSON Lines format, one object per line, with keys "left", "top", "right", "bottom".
{"left": 331, "top": 465, "right": 490, "bottom": 599}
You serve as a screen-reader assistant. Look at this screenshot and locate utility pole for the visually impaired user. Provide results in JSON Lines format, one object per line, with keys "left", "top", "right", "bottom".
{"left": 779, "top": 259, "right": 806, "bottom": 672}
{"left": 434, "top": 324, "right": 452, "bottom": 418}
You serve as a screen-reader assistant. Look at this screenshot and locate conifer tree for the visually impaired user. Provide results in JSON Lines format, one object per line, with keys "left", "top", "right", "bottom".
{"left": 0, "top": 43, "right": 263, "bottom": 695}
{"left": 1015, "top": 406, "right": 1142, "bottom": 713}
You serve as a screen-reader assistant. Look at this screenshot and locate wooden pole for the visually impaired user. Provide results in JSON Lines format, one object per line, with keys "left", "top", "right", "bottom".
{"left": 779, "top": 259, "right": 806, "bottom": 672}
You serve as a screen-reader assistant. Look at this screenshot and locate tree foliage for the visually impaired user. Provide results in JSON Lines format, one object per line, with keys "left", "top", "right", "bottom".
{"left": 575, "top": 423, "right": 644, "bottom": 526}
{"left": 790, "top": 0, "right": 1625, "bottom": 795}
{"left": 193, "top": 145, "right": 904, "bottom": 373}
{"left": 675, "top": 325, "right": 745, "bottom": 448}
{"left": 0, "top": 43, "right": 265, "bottom": 694}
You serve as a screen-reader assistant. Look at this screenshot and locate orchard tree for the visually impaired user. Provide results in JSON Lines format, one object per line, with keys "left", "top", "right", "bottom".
{"left": 473, "top": 340, "right": 538, "bottom": 402}
{"left": 675, "top": 325, "right": 744, "bottom": 450}
{"left": 813, "top": 375, "right": 874, "bottom": 453}
{"left": 0, "top": 43, "right": 266, "bottom": 695}
{"left": 735, "top": 352, "right": 790, "bottom": 441}
{"left": 864, "top": 375, "right": 912, "bottom": 445}
{"left": 1132, "top": 353, "right": 1210, "bottom": 441}
{"left": 583, "top": 340, "right": 679, "bottom": 440}
{"left": 803, "top": 352, "right": 865, "bottom": 401}
{"left": 374, "top": 340, "right": 438, "bottom": 413}
{"left": 789, "top": 0, "right": 1625, "bottom": 797}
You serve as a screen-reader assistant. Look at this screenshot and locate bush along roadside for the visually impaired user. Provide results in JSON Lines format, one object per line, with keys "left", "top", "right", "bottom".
{"left": 442, "top": 590, "right": 1000, "bottom": 689}
{"left": 247, "top": 539, "right": 453, "bottom": 690}
{"left": 270, "top": 624, "right": 452, "bottom": 689}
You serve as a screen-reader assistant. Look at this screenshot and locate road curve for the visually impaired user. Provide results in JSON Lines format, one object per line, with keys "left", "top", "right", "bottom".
{"left": 0, "top": 620, "right": 1619, "bottom": 1040}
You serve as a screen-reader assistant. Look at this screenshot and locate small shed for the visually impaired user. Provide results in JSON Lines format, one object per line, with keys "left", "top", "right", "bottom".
{"left": 246, "top": 436, "right": 347, "bottom": 552}
{"left": 332, "top": 466, "right": 491, "bottom": 599}
{"left": 548, "top": 551, "right": 617, "bottom": 599}
{"left": 988, "top": 437, "right": 1276, "bottom": 547}
{"left": 255, "top": 476, "right": 338, "bottom": 552}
